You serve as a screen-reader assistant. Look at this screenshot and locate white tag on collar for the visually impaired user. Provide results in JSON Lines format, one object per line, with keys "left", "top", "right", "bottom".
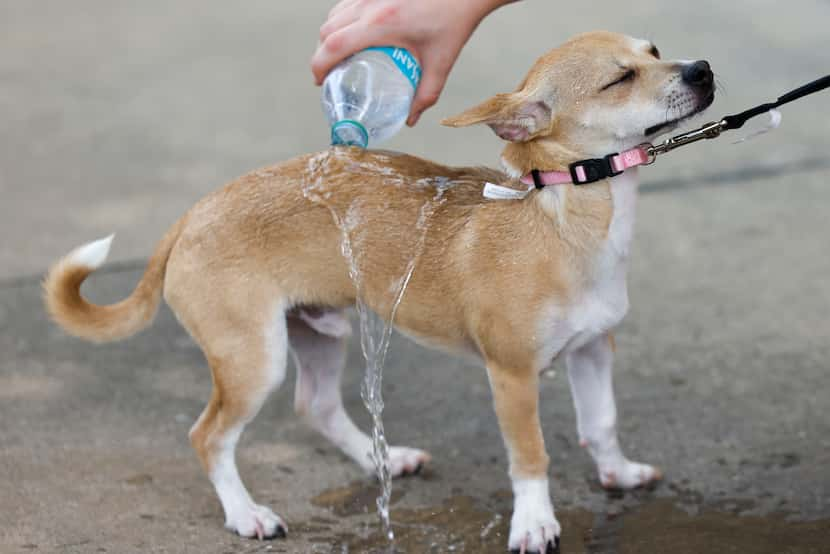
{"left": 482, "top": 182, "right": 532, "bottom": 200}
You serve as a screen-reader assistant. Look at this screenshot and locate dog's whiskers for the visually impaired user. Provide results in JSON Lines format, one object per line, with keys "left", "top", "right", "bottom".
{"left": 714, "top": 74, "right": 727, "bottom": 96}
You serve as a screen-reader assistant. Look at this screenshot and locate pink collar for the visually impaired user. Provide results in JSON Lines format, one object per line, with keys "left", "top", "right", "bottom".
{"left": 519, "top": 145, "right": 651, "bottom": 187}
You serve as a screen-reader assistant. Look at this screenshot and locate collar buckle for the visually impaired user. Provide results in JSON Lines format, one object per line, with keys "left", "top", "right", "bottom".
{"left": 568, "top": 153, "right": 622, "bottom": 185}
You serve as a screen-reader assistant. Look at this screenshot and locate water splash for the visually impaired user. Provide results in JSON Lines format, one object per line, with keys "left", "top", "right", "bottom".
{"left": 301, "top": 150, "right": 450, "bottom": 540}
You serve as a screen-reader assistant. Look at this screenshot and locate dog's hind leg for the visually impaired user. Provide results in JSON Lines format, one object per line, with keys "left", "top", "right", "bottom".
{"left": 565, "top": 333, "right": 662, "bottom": 489}
{"left": 187, "top": 300, "right": 289, "bottom": 540}
{"left": 288, "top": 309, "right": 430, "bottom": 477}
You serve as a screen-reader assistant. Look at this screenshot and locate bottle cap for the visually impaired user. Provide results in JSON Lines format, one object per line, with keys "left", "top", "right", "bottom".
{"left": 331, "top": 119, "right": 369, "bottom": 148}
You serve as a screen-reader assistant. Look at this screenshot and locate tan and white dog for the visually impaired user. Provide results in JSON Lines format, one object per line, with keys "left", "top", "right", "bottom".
{"left": 44, "top": 32, "right": 714, "bottom": 553}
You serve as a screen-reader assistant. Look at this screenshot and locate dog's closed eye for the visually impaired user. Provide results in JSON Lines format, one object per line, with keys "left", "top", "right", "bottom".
{"left": 601, "top": 69, "right": 635, "bottom": 91}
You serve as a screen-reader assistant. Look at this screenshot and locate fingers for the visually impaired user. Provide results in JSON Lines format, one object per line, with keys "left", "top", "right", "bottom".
{"left": 312, "top": 22, "right": 379, "bottom": 84}
{"left": 314, "top": 1, "right": 365, "bottom": 84}
{"left": 327, "top": 0, "right": 361, "bottom": 19}
{"left": 319, "top": 3, "right": 360, "bottom": 42}
{"left": 313, "top": 0, "right": 368, "bottom": 83}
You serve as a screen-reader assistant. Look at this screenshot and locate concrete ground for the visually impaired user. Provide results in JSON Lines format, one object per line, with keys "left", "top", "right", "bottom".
{"left": 2, "top": 1, "right": 829, "bottom": 552}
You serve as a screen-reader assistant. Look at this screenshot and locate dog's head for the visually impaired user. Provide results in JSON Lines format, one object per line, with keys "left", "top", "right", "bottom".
{"left": 442, "top": 31, "right": 715, "bottom": 176}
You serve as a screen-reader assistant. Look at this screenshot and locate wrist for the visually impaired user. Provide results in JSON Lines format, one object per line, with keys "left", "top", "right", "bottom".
{"left": 476, "top": 0, "right": 520, "bottom": 18}
{"left": 462, "top": 0, "right": 519, "bottom": 31}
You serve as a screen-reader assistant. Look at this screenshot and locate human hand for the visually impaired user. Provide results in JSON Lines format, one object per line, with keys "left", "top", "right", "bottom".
{"left": 311, "top": 0, "right": 515, "bottom": 126}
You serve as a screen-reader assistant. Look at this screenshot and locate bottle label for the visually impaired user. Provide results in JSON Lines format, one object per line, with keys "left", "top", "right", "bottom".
{"left": 366, "top": 46, "right": 421, "bottom": 90}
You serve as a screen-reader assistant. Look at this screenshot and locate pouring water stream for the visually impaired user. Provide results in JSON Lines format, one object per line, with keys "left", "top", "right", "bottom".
{"left": 302, "top": 150, "right": 450, "bottom": 540}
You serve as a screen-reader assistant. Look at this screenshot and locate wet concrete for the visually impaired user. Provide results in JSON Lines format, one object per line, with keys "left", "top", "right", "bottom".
{"left": 301, "top": 480, "right": 830, "bottom": 553}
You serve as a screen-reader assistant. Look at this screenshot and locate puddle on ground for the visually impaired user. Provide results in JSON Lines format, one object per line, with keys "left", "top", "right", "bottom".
{"left": 305, "top": 481, "right": 830, "bottom": 553}
{"left": 311, "top": 481, "right": 407, "bottom": 518}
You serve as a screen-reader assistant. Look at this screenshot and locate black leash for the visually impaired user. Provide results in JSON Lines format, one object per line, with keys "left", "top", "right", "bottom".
{"left": 646, "top": 74, "right": 830, "bottom": 160}
{"left": 723, "top": 74, "right": 830, "bottom": 130}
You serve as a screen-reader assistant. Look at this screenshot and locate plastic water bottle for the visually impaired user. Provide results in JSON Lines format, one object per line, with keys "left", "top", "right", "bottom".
{"left": 322, "top": 47, "right": 421, "bottom": 148}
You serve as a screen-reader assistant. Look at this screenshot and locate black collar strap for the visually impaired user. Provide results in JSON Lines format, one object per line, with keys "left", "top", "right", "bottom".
{"left": 531, "top": 169, "right": 543, "bottom": 189}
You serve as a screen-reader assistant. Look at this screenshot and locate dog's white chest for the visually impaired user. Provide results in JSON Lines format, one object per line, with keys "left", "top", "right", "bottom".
{"left": 566, "top": 252, "right": 630, "bottom": 349}
{"left": 568, "top": 170, "right": 638, "bottom": 348}
{"left": 538, "top": 171, "right": 639, "bottom": 361}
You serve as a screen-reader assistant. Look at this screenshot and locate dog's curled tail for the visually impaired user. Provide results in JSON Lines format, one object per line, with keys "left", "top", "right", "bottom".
{"left": 43, "top": 218, "right": 185, "bottom": 343}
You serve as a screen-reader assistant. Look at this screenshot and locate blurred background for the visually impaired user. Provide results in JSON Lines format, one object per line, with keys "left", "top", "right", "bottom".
{"left": 1, "top": 1, "right": 828, "bottom": 553}
{"left": 2, "top": 0, "right": 829, "bottom": 276}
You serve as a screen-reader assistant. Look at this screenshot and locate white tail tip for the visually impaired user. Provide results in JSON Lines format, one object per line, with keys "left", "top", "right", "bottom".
{"left": 69, "top": 234, "right": 115, "bottom": 269}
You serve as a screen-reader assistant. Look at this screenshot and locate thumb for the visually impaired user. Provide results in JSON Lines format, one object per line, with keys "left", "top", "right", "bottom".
{"left": 407, "top": 61, "right": 451, "bottom": 126}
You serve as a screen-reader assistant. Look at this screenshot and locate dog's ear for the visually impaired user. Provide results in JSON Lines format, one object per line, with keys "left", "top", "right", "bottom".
{"left": 441, "top": 93, "right": 552, "bottom": 142}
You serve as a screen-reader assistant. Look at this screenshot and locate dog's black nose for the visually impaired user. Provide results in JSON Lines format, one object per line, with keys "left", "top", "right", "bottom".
{"left": 682, "top": 60, "right": 713, "bottom": 87}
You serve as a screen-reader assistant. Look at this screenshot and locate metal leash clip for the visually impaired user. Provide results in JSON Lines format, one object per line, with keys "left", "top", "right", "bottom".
{"left": 642, "top": 119, "right": 728, "bottom": 163}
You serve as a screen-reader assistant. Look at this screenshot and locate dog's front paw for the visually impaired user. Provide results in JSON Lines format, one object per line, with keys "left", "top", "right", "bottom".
{"left": 225, "top": 504, "right": 287, "bottom": 540}
{"left": 599, "top": 459, "right": 662, "bottom": 490}
{"left": 508, "top": 479, "right": 561, "bottom": 554}
{"left": 388, "top": 446, "right": 431, "bottom": 478}
{"left": 508, "top": 512, "right": 561, "bottom": 554}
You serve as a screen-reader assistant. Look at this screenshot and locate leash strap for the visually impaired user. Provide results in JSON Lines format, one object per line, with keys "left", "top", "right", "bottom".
{"left": 722, "top": 74, "right": 830, "bottom": 130}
